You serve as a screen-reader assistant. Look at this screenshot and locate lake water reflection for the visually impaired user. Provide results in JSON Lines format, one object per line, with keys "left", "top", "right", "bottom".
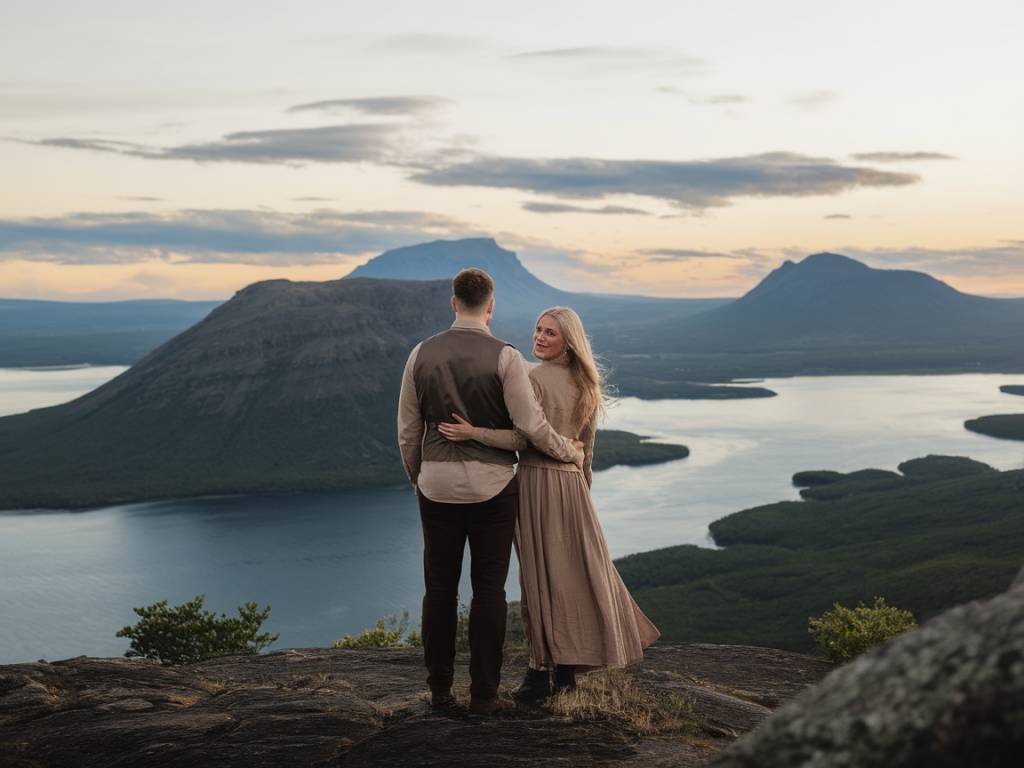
{"left": 1, "top": 368, "right": 1022, "bottom": 662}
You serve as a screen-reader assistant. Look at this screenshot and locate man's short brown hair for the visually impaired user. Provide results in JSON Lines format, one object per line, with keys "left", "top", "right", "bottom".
{"left": 452, "top": 268, "right": 494, "bottom": 310}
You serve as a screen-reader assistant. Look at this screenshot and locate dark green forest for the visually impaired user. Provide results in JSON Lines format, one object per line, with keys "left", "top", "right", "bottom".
{"left": 617, "top": 455, "right": 1024, "bottom": 652}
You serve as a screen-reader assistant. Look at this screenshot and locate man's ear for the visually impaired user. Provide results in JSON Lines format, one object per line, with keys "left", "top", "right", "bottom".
{"left": 485, "top": 297, "right": 495, "bottom": 323}
{"left": 450, "top": 295, "right": 458, "bottom": 314}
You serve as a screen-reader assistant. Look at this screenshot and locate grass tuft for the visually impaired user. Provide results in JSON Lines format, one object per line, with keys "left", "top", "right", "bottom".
{"left": 545, "top": 669, "right": 697, "bottom": 736}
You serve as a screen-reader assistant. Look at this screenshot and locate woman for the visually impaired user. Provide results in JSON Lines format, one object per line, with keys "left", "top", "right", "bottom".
{"left": 438, "top": 307, "right": 659, "bottom": 700}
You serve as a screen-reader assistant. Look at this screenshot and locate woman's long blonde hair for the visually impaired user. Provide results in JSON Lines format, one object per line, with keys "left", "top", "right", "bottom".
{"left": 537, "top": 307, "right": 610, "bottom": 432}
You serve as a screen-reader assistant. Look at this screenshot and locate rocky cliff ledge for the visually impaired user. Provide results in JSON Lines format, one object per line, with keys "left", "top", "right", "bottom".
{"left": 0, "top": 643, "right": 830, "bottom": 767}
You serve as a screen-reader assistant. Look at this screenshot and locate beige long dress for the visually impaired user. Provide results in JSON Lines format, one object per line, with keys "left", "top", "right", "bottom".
{"left": 477, "top": 357, "right": 660, "bottom": 671}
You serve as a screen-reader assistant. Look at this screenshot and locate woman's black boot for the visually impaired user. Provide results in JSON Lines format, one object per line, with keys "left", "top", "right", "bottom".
{"left": 512, "top": 667, "right": 551, "bottom": 704}
{"left": 553, "top": 664, "right": 577, "bottom": 694}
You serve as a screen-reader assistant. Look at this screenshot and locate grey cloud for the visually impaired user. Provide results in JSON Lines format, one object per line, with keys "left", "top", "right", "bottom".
{"left": 23, "top": 124, "right": 401, "bottom": 165}
{"left": 413, "top": 152, "right": 919, "bottom": 209}
{"left": 0, "top": 208, "right": 469, "bottom": 265}
{"left": 522, "top": 201, "right": 651, "bottom": 216}
{"left": 824, "top": 213, "right": 851, "bottom": 220}
{"left": 286, "top": 96, "right": 449, "bottom": 116}
{"left": 118, "top": 196, "right": 163, "bottom": 202}
{"left": 788, "top": 90, "right": 839, "bottom": 110}
{"left": 291, "top": 196, "right": 334, "bottom": 202}
{"left": 850, "top": 151, "right": 955, "bottom": 162}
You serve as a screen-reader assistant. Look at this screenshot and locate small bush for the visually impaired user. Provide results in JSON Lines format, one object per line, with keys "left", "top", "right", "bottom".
{"left": 116, "top": 595, "right": 278, "bottom": 665}
{"left": 505, "top": 601, "right": 526, "bottom": 649}
{"left": 808, "top": 597, "right": 917, "bottom": 662}
{"left": 333, "top": 611, "right": 422, "bottom": 649}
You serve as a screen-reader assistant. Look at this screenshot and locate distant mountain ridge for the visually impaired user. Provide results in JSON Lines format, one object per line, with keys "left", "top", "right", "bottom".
{"left": 0, "top": 297, "right": 221, "bottom": 332}
{"left": 3, "top": 238, "right": 1022, "bottom": 377}
{"left": 0, "top": 297, "right": 221, "bottom": 366}
{"left": 639, "top": 251, "right": 1024, "bottom": 352}
{"left": 341, "top": 241, "right": 1024, "bottom": 364}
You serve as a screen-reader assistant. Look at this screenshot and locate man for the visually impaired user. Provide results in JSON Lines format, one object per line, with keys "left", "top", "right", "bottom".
{"left": 397, "top": 268, "right": 583, "bottom": 716}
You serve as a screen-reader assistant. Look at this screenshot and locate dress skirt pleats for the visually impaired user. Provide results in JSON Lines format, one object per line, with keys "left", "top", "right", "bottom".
{"left": 514, "top": 464, "right": 660, "bottom": 671}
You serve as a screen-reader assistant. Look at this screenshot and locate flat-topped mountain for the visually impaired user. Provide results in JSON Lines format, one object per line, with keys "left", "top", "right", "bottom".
{"left": 345, "top": 238, "right": 727, "bottom": 349}
{"left": 662, "top": 252, "right": 1024, "bottom": 352}
{"left": 0, "top": 278, "right": 452, "bottom": 509}
{"left": 347, "top": 237, "right": 564, "bottom": 308}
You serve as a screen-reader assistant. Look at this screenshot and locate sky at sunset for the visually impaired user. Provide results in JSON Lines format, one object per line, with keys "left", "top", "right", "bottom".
{"left": 2, "top": 0, "right": 1022, "bottom": 301}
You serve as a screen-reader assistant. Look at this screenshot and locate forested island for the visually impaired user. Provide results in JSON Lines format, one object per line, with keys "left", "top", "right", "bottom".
{"left": 591, "top": 430, "right": 689, "bottom": 471}
{"left": 965, "top": 414, "right": 1024, "bottom": 441}
{"left": 616, "top": 454, "right": 1023, "bottom": 652}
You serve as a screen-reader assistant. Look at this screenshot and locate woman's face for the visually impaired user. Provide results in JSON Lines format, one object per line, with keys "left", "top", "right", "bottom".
{"left": 533, "top": 314, "right": 567, "bottom": 360}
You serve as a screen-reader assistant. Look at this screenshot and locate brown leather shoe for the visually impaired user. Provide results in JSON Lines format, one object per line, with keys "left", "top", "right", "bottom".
{"left": 430, "top": 687, "right": 457, "bottom": 710}
{"left": 468, "top": 696, "right": 516, "bottom": 716}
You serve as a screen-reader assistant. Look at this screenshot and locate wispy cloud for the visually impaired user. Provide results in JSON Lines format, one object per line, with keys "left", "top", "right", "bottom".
{"left": 510, "top": 46, "right": 706, "bottom": 76}
{"left": 118, "top": 196, "right": 163, "bottom": 202}
{"left": 522, "top": 201, "right": 650, "bottom": 216}
{"left": 824, "top": 213, "right": 851, "bottom": 220}
{"left": 413, "top": 152, "right": 919, "bottom": 209}
{"left": 286, "top": 96, "right": 449, "bottom": 116}
{"left": 787, "top": 90, "right": 839, "bottom": 110}
{"left": 371, "top": 33, "right": 486, "bottom": 53}
{"left": 511, "top": 45, "right": 652, "bottom": 60}
{"left": 0, "top": 209, "right": 470, "bottom": 265}
{"left": 850, "top": 151, "right": 955, "bottom": 162}
{"left": 21, "top": 124, "right": 403, "bottom": 165}
{"left": 291, "top": 196, "right": 335, "bottom": 202}
{"left": 637, "top": 248, "right": 747, "bottom": 262}
{"left": 658, "top": 86, "right": 747, "bottom": 105}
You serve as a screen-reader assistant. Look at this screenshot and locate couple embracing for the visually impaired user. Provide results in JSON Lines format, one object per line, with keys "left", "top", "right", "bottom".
{"left": 397, "top": 268, "right": 659, "bottom": 715}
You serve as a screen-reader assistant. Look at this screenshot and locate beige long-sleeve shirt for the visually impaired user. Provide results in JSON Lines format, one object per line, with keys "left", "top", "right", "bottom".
{"left": 397, "top": 318, "right": 582, "bottom": 503}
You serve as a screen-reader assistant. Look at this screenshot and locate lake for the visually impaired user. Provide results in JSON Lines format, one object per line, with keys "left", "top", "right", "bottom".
{"left": 1, "top": 367, "right": 1022, "bottom": 663}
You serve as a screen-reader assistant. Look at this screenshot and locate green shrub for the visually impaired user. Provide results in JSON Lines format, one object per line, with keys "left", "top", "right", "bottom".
{"left": 808, "top": 597, "right": 917, "bottom": 662}
{"left": 116, "top": 595, "right": 278, "bottom": 665}
{"left": 333, "top": 611, "right": 422, "bottom": 649}
{"left": 505, "top": 601, "right": 526, "bottom": 648}
{"left": 335, "top": 602, "right": 527, "bottom": 651}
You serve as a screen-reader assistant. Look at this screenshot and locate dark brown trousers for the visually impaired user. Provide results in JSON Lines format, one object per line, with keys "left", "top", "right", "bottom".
{"left": 418, "top": 476, "right": 518, "bottom": 701}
